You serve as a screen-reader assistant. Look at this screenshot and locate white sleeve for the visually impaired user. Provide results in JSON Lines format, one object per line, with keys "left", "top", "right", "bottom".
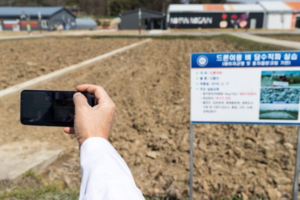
{"left": 79, "top": 137, "right": 144, "bottom": 200}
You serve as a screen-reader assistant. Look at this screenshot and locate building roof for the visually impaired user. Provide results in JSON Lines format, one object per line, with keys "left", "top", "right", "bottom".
{"left": 0, "top": 7, "right": 74, "bottom": 17}
{"left": 285, "top": 2, "right": 300, "bottom": 10}
{"left": 168, "top": 4, "right": 204, "bottom": 13}
{"left": 76, "top": 18, "right": 97, "bottom": 29}
{"left": 224, "top": 4, "right": 264, "bottom": 12}
{"left": 168, "top": 4, "right": 264, "bottom": 13}
{"left": 120, "top": 8, "right": 164, "bottom": 17}
{"left": 259, "top": 1, "right": 300, "bottom": 12}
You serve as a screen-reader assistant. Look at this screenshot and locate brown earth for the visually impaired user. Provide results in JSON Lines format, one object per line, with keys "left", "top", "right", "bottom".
{"left": 0, "top": 37, "right": 138, "bottom": 90}
{"left": 0, "top": 37, "right": 298, "bottom": 200}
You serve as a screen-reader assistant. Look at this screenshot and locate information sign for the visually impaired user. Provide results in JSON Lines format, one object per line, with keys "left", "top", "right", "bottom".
{"left": 191, "top": 51, "right": 300, "bottom": 125}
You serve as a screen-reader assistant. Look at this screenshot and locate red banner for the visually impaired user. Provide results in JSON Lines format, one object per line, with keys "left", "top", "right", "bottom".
{"left": 21, "top": 21, "right": 38, "bottom": 28}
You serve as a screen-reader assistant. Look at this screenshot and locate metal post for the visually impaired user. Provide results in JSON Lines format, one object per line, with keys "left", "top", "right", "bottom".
{"left": 189, "top": 123, "right": 194, "bottom": 200}
{"left": 138, "top": 8, "right": 141, "bottom": 36}
{"left": 38, "top": 11, "right": 42, "bottom": 34}
{"left": 293, "top": 126, "right": 300, "bottom": 200}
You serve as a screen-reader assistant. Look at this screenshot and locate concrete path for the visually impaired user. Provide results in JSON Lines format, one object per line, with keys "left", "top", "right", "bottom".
{"left": 0, "top": 34, "right": 47, "bottom": 40}
{"left": 0, "top": 141, "right": 61, "bottom": 180}
{"left": 229, "top": 32, "right": 300, "bottom": 50}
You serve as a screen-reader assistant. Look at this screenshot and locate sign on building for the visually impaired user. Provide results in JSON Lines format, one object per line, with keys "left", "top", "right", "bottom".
{"left": 191, "top": 51, "right": 300, "bottom": 125}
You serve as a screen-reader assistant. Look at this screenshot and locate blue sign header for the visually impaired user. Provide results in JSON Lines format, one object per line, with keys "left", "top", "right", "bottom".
{"left": 191, "top": 51, "right": 300, "bottom": 68}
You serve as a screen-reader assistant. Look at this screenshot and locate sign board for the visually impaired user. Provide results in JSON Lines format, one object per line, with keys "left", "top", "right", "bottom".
{"left": 21, "top": 21, "right": 38, "bottom": 28}
{"left": 191, "top": 51, "right": 300, "bottom": 125}
{"left": 169, "top": 13, "right": 264, "bottom": 29}
{"left": 3, "top": 20, "right": 19, "bottom": 28}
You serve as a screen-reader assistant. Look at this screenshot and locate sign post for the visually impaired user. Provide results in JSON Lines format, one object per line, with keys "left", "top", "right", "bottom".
{"left": 38, "top": 11, "right": 42, "bottom": 33}
{"left": 190, "top": 51, "right": 300, "bottom": 200}
{"left": 189, "top": 123, "right": 194, "bottom": 200}
{"left": 293, "top": 127, "right": 300, "bottom": 200}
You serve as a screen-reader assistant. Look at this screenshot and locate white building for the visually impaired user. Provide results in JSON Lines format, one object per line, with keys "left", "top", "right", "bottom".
{"left": 167, "top": 1, "right": 300, "bottom": 29}
{"left": 259, "top": 1, "right": 300, "bottom": 29}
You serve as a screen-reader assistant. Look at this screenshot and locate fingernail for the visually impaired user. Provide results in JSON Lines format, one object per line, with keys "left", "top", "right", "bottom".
{"left": 73, "top": 92, "right": 81, "bottom": 98}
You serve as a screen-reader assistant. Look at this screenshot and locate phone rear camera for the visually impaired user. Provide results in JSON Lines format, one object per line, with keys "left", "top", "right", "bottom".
{"left": 46, "top": 93, "right": 52, "bottom": 101}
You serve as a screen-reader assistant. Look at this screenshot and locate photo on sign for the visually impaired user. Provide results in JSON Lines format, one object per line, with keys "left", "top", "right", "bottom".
{"left": 261, "top": 70, "right": 300, "bottom": 87}
{"left": 259, "top": 104, "right": 298, "bottom": 120}
{"left": 260, "top": 88, "right": 300, "bottom": 104}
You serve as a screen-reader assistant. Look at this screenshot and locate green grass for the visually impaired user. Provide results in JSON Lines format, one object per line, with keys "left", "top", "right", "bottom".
{"left": 0, "top": 170, "right": 262, "bottom": 200}
{"left": 256, "top": 33, "right": 300, "bottom": 38}
{"left": 0, "top": 185, "right": 79, "bottom": 200}
{"left": 90, "top": 34, "right": 296, "bottom": 51}
{"left": 0, "top": 170, "right": 79, "bottom": 200}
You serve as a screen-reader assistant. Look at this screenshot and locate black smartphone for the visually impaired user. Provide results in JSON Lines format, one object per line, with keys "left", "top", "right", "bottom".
{"left": 20, "top": 90, "right": 96, "bottom": 127}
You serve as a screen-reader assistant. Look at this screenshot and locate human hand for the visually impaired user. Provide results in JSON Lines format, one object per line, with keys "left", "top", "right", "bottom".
{"left": 63, "top": 84, "right": 116, "bottom": 146}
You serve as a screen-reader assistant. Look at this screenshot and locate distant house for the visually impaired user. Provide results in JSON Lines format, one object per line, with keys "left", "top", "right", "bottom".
{"left": 259, "top": 1, "right": 300, "bottom": 29}
{"left": 0, "top": 7, "right": 76, "bottom": 31}
{"left": 119, "top": 8, "right": 165, "bottom": 30}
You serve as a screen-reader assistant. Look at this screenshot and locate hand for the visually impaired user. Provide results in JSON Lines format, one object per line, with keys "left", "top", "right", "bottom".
{"left": 63, "top": 84, "right": 116, "bottom": 146}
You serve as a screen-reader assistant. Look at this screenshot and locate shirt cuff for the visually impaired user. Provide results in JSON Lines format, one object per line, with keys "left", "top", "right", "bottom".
{"left": 80, "top": 137, "right": 111, "bottom": 168}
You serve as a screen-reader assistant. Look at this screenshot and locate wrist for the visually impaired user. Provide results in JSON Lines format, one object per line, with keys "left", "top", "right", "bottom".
{"left": 79, "top": 135, "right": 108, "bottom": 147}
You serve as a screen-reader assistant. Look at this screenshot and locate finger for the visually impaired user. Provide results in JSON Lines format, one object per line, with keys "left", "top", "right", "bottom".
{"left": 76, "top": 84, "right": 111, "bottom": 104}
{"left": 63, "top": 127, "right": 75, "bottom": 134}
{"left": 73, "top": 92, "right": 89, "bottom": 107}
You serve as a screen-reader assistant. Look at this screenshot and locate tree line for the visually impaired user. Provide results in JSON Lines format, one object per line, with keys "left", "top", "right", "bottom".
{"left": 0, "top": 0, "right": 226, "bottom": 16}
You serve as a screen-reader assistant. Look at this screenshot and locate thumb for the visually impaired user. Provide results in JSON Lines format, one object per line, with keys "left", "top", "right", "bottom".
{"left": 73, "top": 92, "right": 89, "bottom": 107}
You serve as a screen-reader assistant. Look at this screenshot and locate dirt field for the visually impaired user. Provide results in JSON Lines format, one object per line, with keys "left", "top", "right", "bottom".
{"left": 0, "top": 36, "right": 298, "bottom": 199}
{"left": 257, "top": 34, "right": 300, "bottom": 43}
{"left": 0, "top": 37, "right": 138, "bottom": 90}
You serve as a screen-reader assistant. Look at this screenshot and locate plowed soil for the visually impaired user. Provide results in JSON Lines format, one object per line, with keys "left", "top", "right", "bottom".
{"left": 0, "top": 37, "right": 138, "bottom": 90}
{"left": 0, "top": 37, "right": 298, "bottom": 200}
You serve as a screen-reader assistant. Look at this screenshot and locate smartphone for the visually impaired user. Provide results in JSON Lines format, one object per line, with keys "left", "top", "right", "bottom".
{"left": 20, "top": 90, "right": 96, "bottom": 127}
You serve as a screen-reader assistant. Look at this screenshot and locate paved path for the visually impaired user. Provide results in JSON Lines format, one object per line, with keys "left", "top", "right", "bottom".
{"left": 229, "top": 32, "right": 300, "bottom": 50}
{"left": 0, "top": 141, "right": 61, "bottom": 180}
{"left": 0, "top": 34, "right": 47, "bottom": 40}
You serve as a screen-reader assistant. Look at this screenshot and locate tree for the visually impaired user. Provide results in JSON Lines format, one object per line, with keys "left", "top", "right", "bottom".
{"left": 78, "top": 0, "right": 105, "bottom": 15}
{"left": 0, "top": 0, "right": 223, "bottom": 16}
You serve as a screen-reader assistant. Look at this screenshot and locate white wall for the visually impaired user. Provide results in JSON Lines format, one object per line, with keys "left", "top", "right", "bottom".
{"left": 266, "top": 13, "right": 292, "bottom": 29}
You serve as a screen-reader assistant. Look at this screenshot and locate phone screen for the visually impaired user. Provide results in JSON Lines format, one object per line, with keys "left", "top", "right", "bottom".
{"left": 20, "top": 90, "right": 95, "bottom": 127}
